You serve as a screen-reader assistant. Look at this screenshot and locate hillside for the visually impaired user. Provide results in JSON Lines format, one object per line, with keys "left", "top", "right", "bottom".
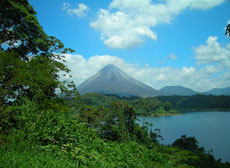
{"left": 157, "top": 94, "right": 230, "bottom": 111}
{"left": 202, "top": 87, "right": 230, "bottom": 96}
{"left": 159, "top": 86, "right": 197, "bottom": 96}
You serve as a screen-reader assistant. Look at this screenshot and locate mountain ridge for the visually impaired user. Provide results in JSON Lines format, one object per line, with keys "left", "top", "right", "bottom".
{"left": 78, "top": 64, "right": 230, "bottom": 97}
{"left": 159, "top": 86, "right": 197, "bottom": 96}
{"left": 159, "top": 86, "right": 230, "bottom": 96}
{"left": 201, "top": 87, "right": 230, "bottom": 96}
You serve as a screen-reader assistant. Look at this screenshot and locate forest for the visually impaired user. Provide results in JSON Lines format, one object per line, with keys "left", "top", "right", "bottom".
{"left": 0, "top": 0, "right": 230, "bottom": 167}
{"left": 76, "top": 93, "right": 178, "bottom": 116}
{"left": 157, "top": 95, "right": 230, "bottom": 112}
{"left": 78, "top": 93, "right": 230, "bottom": 115}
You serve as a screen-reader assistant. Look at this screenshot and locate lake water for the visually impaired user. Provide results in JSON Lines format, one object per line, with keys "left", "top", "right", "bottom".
{"left": 137, "top": 112, "right": 230, "bottom": 162}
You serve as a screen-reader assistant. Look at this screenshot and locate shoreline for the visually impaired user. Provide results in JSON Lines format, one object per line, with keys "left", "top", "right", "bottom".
{"left": 138, "top": 112, "right": 181, "bottom": 117}
{"left": 138, "top": 110, "right": 230, "bottom": 117}
{"left": 179, "top": 109, "right": 230, "bottom": 112}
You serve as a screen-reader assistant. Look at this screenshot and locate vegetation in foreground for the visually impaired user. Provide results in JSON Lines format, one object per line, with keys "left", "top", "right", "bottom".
{"left": 1, "top": 0, "right": 230, "bottom": 167}
{"left": 1, "top": 98, "right": 230, "bottom": 168}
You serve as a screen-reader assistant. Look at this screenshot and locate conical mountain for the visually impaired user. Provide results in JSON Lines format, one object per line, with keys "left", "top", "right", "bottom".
{"left": 78, "top": 64, "right": 160, "bottom": 97}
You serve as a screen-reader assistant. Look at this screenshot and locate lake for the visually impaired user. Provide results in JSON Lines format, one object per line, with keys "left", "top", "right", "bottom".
{"left": 137, "top": 112, "right": 230, "bottom": 162}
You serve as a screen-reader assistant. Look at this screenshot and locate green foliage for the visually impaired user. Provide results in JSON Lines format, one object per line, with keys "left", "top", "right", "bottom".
{"left": 77, "top": 105, "right": 107, "bottom": 128}
{"left": 157, "top": 95, "right": 230, "bottom": 111}
{"left": 77, "top": 93, "right": 118, "bottom": 107}
{"left": 0, "top": 140, "right": 79, "bottom": 168}
{"left": 131, "top": 98, "right": 162, "bottom": 115}
{"left": 164, "top": 102, "right": 172, "bottom": 111}
{"left": 0, "top": 0, "right": 47, "bottom": 56}
{"left": 172, "top": 135, "right": 204, "bottom": 152}
{"left": 1, "top": 91, "right": 229, "bottom": 168}
{"left": 0, "top": 0, "right": 75, "bottom": 109}
{"left": 0, "top": 98, "right": 196, "bottom": 168}
{"left": 77, "top": 93, "right": 178, "bottom": 116}
{"left": 1, "top": 1, "right": 230, "bottom": 167}
{"left": 0, "top": 0, "right": 74, "bottom": 57}
{"left": 172, "top": 136, "right": 230, "bottom": 168}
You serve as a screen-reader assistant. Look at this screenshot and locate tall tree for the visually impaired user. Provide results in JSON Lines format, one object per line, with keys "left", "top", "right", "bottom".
{"left": 0, "top": 0, "right": 74, "bottom": 108}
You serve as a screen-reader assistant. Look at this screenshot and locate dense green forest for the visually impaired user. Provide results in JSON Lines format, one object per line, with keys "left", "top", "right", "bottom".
{"left": 157, "top": 95, "right": 230, "bottom": 112}
{"left": 78, "top": 93, "right": 230, "bottom": 115}
{"left": 76, "top": 93, "right": 178, "bottom": 116}
{"left": 1, "top": 0, "right": 230, "bottom": 167}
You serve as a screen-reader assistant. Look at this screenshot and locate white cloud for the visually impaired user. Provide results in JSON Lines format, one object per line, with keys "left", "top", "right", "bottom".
{"left": 194, "top": 36, "right": 230, "bottom": 68}
{"left": 200, "top": 65, "right": 220, "bottom": 74}
{"left": 62, "top": 54, "right": 126, "bottom": 86}
{"left": 224, "top": 72, "right": 230, "bottom": 80}
{"left": 62, "top": 2, "right": 89, "bottom": 18}
{"left": 227, "top": 20, "right": 230, "bottom": 25}
{"left": 90, "top": 0, "right": 224, "bottom": 49}
{"left": 169, "top": 53, "right": 176, "bottom": 60}
{"left": 90, "top": 9, "right": 157, "bottom": 49}
{"left": 62, "top": 53, "right": 229, "bottom": 92}
{"left": 60, "top": 36, "right": 229, "bottom": 92}
{"left": 167, "top": 0, "right": 225, "bottom": 11}
{"left": 182, "top": 67, "right": 195, "bottom": 75}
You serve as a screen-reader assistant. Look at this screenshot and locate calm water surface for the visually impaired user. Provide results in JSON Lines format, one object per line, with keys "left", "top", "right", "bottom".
{"left": 137, "top": 112, "right": 230, "bottom": 162}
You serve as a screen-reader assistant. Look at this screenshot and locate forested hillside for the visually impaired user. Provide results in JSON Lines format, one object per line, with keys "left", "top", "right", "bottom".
{"left": 1, "top": 0, "right": 230, "bottom": 167}
{"left": 157, "top": 95, "right": 230, "bottom": 111}
{"left": 77, "top": 93, "right": 177, "bottom": 116}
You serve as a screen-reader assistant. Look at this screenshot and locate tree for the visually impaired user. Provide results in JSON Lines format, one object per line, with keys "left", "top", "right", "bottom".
{"left": 0, "top": 0, "right": 76, "bottom": 133}
{"left": 226, "top": 24, "right": 230, "bottom": 37}
{"left": 0, "top": 0, "right": 74, "bottom": 108}
{"left": 164, "top": 102, "right": 172, "bottom": 111}
{"left": 1, "top": 0, "right": 48, "bottom": 59}
{"left": 124, "top": 105, "right": 136, "bottom": 134}
{"left": 172, "top": 135, "right": 204, "bottom": 152}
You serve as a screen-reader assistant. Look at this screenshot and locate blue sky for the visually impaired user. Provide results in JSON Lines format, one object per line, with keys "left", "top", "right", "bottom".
{"left": 29, "top": 0, "right": 230, "bottom": 91}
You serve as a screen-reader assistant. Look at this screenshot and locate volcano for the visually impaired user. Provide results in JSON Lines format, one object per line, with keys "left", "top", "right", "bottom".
{"left": 77, "top": 64, "right": 161, "bottom": 97}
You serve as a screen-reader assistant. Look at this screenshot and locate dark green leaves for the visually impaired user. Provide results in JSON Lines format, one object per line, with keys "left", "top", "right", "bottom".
{"left": 0, "top": 0, "right": 75, "bottom": 108}
{"left": 226, "top": 24, "right": 230, "bottom": 37}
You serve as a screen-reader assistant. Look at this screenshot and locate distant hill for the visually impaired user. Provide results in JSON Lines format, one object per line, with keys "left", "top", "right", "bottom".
{"left": 77, "top": 64, "right": 161, "bottom": 97}
{"left": 202, "top": 87, "right": 230, "bottom": 96}
{"left": 159, "top": 86, "right": 230, "bottom": 96}
{"left": 159, "top": 86, "right": 197, "bottom": 96}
